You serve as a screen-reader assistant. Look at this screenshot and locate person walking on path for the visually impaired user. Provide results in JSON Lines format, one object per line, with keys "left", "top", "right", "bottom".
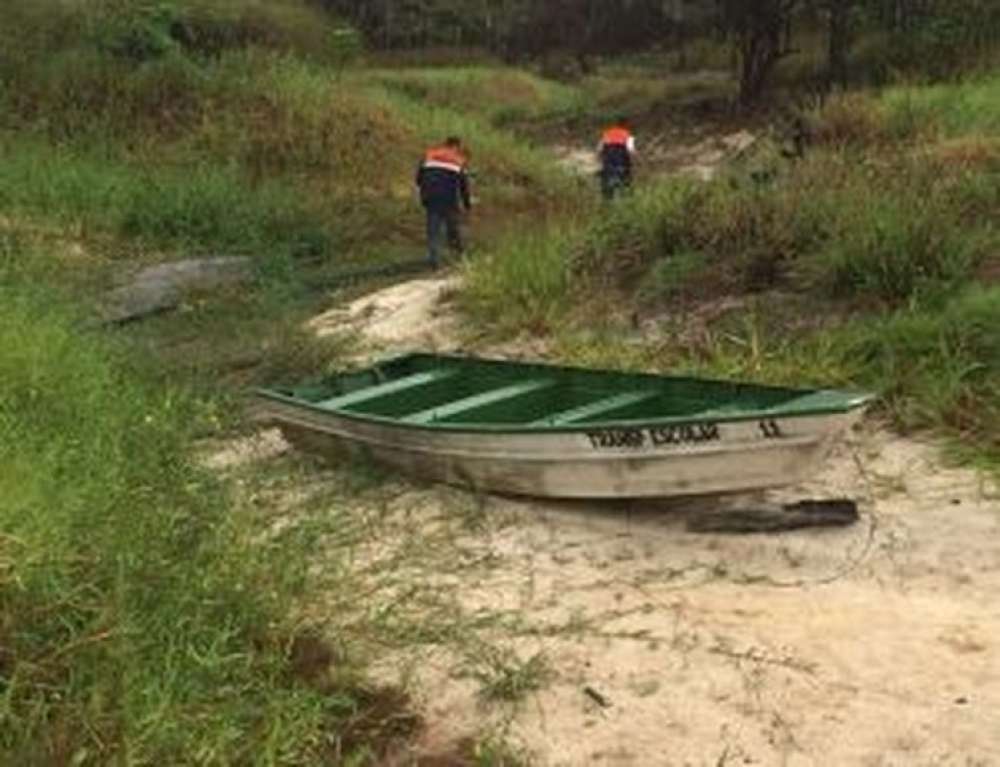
{"left": 598, "top": 118, "right": 637, "bottom": 200}
{"left": 416, "top": 136, "right": 472, "bottom": 269}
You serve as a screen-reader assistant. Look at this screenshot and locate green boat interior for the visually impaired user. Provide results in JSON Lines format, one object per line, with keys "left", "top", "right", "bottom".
{"left": 263, "top": 353, "right": 870, "bottom": 429}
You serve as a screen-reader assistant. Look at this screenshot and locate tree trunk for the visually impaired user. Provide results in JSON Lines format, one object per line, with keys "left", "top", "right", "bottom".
{"left": 733, "top": 0, "right": 799, "bottom": 107}
{"left": 827, "top": 0, "right": 851, "bottom": 88}
{"left": 738, "top": 22, "right": 782, "bottom": 105}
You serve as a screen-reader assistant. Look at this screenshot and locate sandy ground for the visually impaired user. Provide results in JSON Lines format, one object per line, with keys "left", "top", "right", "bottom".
{"left": 376, "top": 427, "right": 1000, "bottom": 766}
{"left": 220, "top": 219, "right": 1000, "bottom": 765}
{"left": 308, "top": 276, "right": 464, "bottom": 355}
{"left": 217, "top": 422, "right": 1000, "bottom": 766}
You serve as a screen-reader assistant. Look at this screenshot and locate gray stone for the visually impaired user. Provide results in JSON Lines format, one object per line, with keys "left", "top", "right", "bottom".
{"left": 101, "top": 256, "right": 253, "bottom": 324}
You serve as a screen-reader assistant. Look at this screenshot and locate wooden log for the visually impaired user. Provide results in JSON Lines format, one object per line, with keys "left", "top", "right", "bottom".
{"left": 686, "top": 499, "right": 859, "bottom": 534}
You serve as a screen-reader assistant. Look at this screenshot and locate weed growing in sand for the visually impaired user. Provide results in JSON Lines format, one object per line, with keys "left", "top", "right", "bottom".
{"left": 462, "top": 646, "right": 553, "bottom": 705}
{"left": 472, "top": 730, "right": 532, "bottom": 767}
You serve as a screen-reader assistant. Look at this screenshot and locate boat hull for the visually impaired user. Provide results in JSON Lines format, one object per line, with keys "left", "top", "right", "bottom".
{"left": 259, "top": 399, "right": 861, "bottom": 499}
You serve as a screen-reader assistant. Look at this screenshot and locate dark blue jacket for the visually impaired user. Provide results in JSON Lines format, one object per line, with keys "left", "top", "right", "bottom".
{"left": 416, "top": 146, "right": 471, "bottom": 210}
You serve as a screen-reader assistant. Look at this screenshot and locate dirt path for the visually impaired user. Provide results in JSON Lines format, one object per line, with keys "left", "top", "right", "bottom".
{"left": 554, "top": 129, "right": 758, "bottom": 183}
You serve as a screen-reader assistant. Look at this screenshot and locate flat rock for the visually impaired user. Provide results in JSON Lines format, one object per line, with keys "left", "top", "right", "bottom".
{"left": 101, "top": 256, "right": 253, "bottom": 324}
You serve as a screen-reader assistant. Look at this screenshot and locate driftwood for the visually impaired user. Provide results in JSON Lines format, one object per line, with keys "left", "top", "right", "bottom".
{"left": 686, "top": 499, "right": 859, "bottom": 535}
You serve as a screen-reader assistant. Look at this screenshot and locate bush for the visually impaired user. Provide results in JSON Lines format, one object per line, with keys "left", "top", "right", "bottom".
{"left": 0, "top": 0, "right": 342, "bottom": 66}
{"left": 90, "top": 0, "right": 181, "bottom": 61}
{"left": 576, "top": 182, "right": 699, "bottom": 284}
{"left": 170, "top": 0, "right": 343, "bottom": 61}
{"left": 811, "top": 193, "right": 983, "bottom": 303}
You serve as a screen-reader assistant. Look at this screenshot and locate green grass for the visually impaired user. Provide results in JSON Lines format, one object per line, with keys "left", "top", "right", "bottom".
{"left": 1, "top": 42, "right": 582, "bottom": 266}
{"left": 0, "top": 137, "right": 328, "bottom": 257}
{"left": 460, "top": 74, "right": 1000, "bottom": 468}
{"left": 845, "top": 286, "right": 1000, "bottom": 456}
{"left": 461, "top": 646, "right": 552, "bottom": 705}
{"left": 881, "top": 74, "right": 1000, "bottom": 138}
{"left": 0, "top": 10, "right": 593, "bottom": 753}
{"left": 462, "top": 226, "right": 582, "bottom": 337}
{"left": 370, "top": 66, "right": 583, "bottom": 127}
{"left": 0, "top": 239, "right": 342, "bottom": 764}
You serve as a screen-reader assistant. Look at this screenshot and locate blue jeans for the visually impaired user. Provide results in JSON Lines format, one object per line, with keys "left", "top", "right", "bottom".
{"left": 426, "top": 206, "right": 463, "bottom": 268}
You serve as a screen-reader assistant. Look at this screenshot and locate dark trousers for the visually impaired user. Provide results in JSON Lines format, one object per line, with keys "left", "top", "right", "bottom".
{"left": 600, "top": 167, "right": 632, "bottom": 201}
{"left": 426, "top": 205, "right": 463, "bottom": 268}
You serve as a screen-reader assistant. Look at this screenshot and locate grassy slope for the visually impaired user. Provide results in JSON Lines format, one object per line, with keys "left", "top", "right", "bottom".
{"left": 0, "top": 1, "right": 590, "bottom": 384}
{"left": 461, "top": 77, "right": 1000, "bottom": 466}
{"left": 0, "top": 2, "right": 583, "bottom": 764}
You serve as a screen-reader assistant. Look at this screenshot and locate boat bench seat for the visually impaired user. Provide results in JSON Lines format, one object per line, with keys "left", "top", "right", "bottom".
{"left": 534, "top": 390, "right": 660, "bottom": 426}
{"left": 402, "top": 379, "right": 556, "bottom": 424}
{"left": 315, "top": 369, "right": 458, "bottom": 410}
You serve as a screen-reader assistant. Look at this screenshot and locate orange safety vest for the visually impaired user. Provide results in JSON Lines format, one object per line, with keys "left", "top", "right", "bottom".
{"left": 601, "top": 126, "right": 633, "bottom": 147}
{"left": 424, "top": 146, "right": 467, "bottom": 173}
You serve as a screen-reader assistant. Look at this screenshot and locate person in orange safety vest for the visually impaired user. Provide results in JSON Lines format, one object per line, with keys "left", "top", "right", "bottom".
{"left": 597, "top": 118, "right": 636, "bottom": 200}
{"left": 415, "top": 136, "right": 472, "bottom": 269}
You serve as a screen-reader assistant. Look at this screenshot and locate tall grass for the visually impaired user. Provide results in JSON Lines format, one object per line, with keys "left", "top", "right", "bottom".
{"left": 465, "top": 140, "right": 995, "bottom": 337}
{"left": 881, "top": 74, "right": 1000, "bottom": 138}
{"left": 845, "top": 286, "right": 1000, "bottom": 452}
{"left": 1, "top": 38, "right": 579, "bottom": 263}
{"left": 0, "top": 138, "right": 327, "bottom": 256}
{"left": 463, "top": 227, "right": 580, "bottom": 336}
{"left": 370, "top": 66, "right": 583, "bottom": 126}
{"left": 459, "top": 75, "right": 1000, "bottom": 465}
{"left": 0, "top": 239, "right": 339, "bottom": 764}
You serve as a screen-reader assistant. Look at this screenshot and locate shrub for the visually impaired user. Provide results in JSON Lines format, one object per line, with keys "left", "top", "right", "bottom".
{"left": 810, "top": 189, "right": 983, "bottom": 303}
{"left": 170, "top": 0, "right": 342, "bottom": 61}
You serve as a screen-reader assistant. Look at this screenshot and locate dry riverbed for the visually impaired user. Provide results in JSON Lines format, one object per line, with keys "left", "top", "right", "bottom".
{"left": 211, "top": 279, "right": 1000, "bottom": 766}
